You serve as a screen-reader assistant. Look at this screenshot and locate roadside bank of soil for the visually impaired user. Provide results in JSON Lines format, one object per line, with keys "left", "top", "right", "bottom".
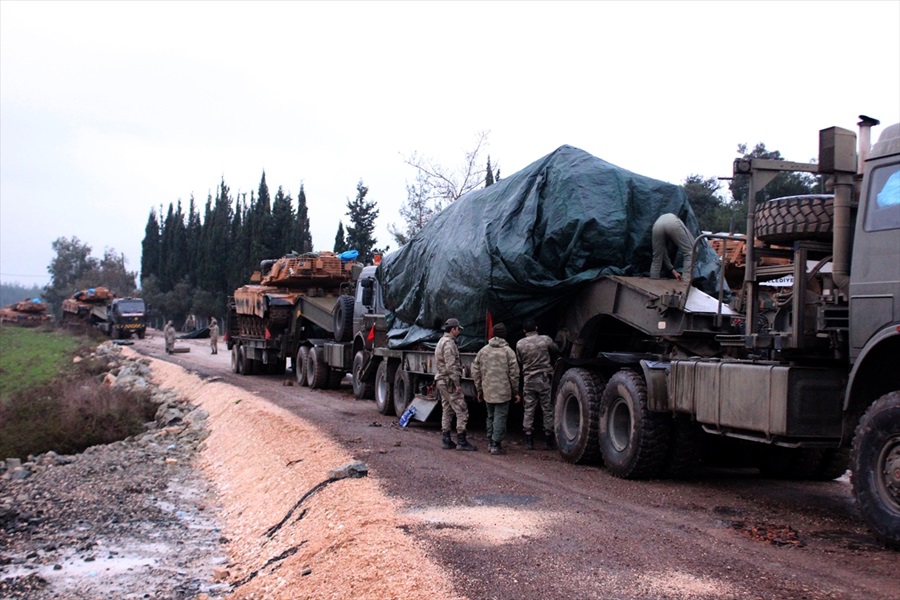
{"left": 1, "top": 343, "right": 458, "bottom": 599}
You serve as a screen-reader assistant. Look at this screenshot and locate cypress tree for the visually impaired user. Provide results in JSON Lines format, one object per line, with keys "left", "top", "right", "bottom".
{"left": 271, "top": 186, "right": 295, "bottom": 256}
{"left": 333, "top": 221, "right": 348, "bottom": 253}
{"left": 141, "top": 209, "right": 161, "bottom": 284}
{"left": 485, "top": 156, "right": 494, "bottom": 187}
{"left": 344, "top": 180, "right": 379, "bottom": 264}
{"left": 294, "top": 183, "right": 313, "bottom": 253}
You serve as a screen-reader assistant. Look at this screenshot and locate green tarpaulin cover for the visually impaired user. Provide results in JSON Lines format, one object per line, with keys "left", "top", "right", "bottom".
{"left": 378, "top": 145, "right": 723, "bottom": 350}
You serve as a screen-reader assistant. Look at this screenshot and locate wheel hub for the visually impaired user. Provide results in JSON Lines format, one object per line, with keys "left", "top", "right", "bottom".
{"left": 880, "top": 435, "right": 900, "bottom": 509}
{"left": 609, "top": 398, "right": 632, "bottom": 452}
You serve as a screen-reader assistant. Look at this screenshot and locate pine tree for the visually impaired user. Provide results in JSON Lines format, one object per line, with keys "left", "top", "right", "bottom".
{"left": 251, "top": 172, "right": 275, "bottom": 260}
{"left": 294, "top": 183, "right": 313, "bottom": 253}
{"left": 485, "top": 156, "right": 494, "bottom": 187}
{"left": 333, "top": 221, "right": 348, "bottom": 253}
{"left": 141, "top": 209, "right": 161, "bottom": 284}
{"left": 271, "top": 186, "right": 295, "bottom": 256}
{"left": 344, "top": 180, "right": 379, "bottom": 264}
{"left": 185, "top": 195, "right": 202, "bottom": 286}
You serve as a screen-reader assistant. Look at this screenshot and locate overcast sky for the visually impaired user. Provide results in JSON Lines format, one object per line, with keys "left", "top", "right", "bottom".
{"left": 2, "top": 1, "right": 898, "bottom": 289}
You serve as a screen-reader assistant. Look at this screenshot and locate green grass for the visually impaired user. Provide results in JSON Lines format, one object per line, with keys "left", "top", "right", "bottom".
{"left": 0, "top": 325, "right": 84, "bottom": 401}
{"left": 0, "top": 324, "right": 156, "bottom": 459}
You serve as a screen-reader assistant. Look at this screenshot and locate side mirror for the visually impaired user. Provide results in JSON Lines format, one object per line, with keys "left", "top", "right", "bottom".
{"left": 361, "top": 277, "right": 374, "bottom": 308}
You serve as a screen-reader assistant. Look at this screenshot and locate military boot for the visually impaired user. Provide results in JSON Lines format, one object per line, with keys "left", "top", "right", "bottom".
{"left": 524, "top": 434, "right": 535, "bottom": 450}
{"left": 544, "top": 431, "right": 557, "bottom": 451}
{"left": 456, "top": 432, "right": 477, "bottom": 451}
{"left": 441, "top": 431, "right": 457, "bottom": 450}
{"left": 490, "top": 441, "right": 507, "bottom": 455}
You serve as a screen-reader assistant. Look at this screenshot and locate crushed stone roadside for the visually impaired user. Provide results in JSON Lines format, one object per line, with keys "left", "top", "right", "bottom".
{"left": 0, "top": 342, "right": 459, "bottom": 599}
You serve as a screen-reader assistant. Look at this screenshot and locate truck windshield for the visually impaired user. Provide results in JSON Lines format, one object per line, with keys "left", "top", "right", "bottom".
{"left": 116, "top": 300, "right": 145, "bottom": 313}
{"left": 865, "top": 163, "right": 900, "bottom": 232}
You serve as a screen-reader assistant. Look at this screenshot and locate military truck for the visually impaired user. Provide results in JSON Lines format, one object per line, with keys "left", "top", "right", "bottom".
{"left": 225, "top": 252, "right": 374, "bottom": 389}
{"left": 105, "top": 297, "right": 147, "bottom": 339}
{"left": 539, "top": 116, "right": 898, "bottom": 546}
{"left": 350, "top": 117, "right": 899, "bottom": 546}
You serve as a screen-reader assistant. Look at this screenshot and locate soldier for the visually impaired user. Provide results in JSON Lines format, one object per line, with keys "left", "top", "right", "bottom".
{"left": 650, "top": 213, "right": 694, "bottom": 280}
{"left": 472, "top": 323, "right": 520, "bottom": 455}
{"left": 209, "top": 317, "right": 219, "bottom": 355}
{"left": 516, "top": 319, "right": 560, "bottom": 450}
{"left": 164, "top": 320, "right": 176, "bottom": 354}
{"left": 434, "top": 318, "right": 477, "bottom": 451}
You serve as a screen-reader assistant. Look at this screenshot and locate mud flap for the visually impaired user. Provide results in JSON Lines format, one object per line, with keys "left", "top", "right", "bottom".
{"left": 410, "top": 395, "right": 438, "bottom": 422}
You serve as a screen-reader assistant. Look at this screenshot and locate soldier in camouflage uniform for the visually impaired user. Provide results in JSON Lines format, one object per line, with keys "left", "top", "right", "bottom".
{"left": 472, "top": 323, "right": 520, "bottom": 455}
{"left": 164, "top": 320, "right": 176, "bottom": 354}
{"left": 516, "top": 319, "right": 559, "bottom": 450}
{"left": 435, "top": 318, "right": 477, "bottom": 451}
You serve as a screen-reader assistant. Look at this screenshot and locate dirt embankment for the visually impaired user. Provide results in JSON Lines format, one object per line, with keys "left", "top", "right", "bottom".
{"left": 0, "top": 344, "right": 459, "bottom": 599}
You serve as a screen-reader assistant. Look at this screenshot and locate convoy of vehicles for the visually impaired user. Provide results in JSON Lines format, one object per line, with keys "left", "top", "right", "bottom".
{"left": 226, "top": 118, "right": 899, "bottom": 546}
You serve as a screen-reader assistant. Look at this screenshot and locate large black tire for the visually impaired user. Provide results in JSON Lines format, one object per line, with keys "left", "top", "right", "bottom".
{"left": 306, "top": 346, "right": 329, "bottom": 389}
{"left": 851, "top": 391, "right": 900, "bottom": 548}
{"left": 554, "top": 368, "right": 605, "bottom": 464}
{"left": 352, "top": 351, "right": 375, "bottom": 399}
{"left": 137, "top": 329, "right": 146, "bottom": 340}
{"left": 598, "top": 369, "right": 672, "bottom": 479}
{"left": 755, "top": 194, "right": 834, "bottom": 245}
{"left": 375, "top": 360, "right": 396, "bottom": 415}
{"left": 239, "top": 345, "right": 255, "bottom": 376}
{"left": 393, "top": 368, "right": 415, "bottom": 417}
{"left": 295, "top": 346, "right": 309, "bottom": 386}
{"left": 231, "top": 345, "right": 241, "bottom": 374}
{"left": 332, "top": 296, "right": 355, "bottom": 343}
{"left": 664, "top": 414, "right": 703, "bottom": 479}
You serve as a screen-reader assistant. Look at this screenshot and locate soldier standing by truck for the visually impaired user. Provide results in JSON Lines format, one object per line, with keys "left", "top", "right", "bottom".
{"left": 472, "top": 323, "right": 520, "bottom": 455}
{"left": 517, "top": 319, "right": 559, "bottom": 450}
{"left": 209, "top": 317, "right": 219, "bottom": 355}
{"left": 435, "top": 318, "right": 477, "bottom": 451}
{"left": 164, "top": 321, "right": 175, "bottom": 354}
{"left": 649, "top": 213, "right": 694, "bottom": 280}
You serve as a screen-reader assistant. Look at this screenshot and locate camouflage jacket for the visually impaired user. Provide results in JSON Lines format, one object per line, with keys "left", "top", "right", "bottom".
{"left": 516, "top": 331, "right": 559, "bottom": 380}
{"left": 435, "top": 332, "right": 462, "bottom": 386}
{"left": 472, "top": 337, "right": 520, "bottom": 404}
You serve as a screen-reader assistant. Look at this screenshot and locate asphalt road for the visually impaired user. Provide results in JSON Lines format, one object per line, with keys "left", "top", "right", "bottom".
{"left": 135, "top": 333, "right": 898, "bottom": 600}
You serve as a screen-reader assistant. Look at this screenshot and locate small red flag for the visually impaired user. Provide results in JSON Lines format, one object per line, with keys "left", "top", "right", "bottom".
{"left": 367, "top": 325, "right": 375, "bottom": 341}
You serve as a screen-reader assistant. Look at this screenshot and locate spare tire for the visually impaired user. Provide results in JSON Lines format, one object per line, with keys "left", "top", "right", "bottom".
{"left": 332, "top": 295, "right": 355, "bottom": 343}
{"left": 755, "top": 194, "right": 833, "bottom": 244}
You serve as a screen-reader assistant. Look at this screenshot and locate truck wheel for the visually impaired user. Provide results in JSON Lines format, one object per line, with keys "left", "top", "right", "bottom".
{"left": 851, "top": 391, "right": 900, "bottom": 548}
{"left": 664, "top": 414, "right": 703, "bottom": 479}
{"left": 393, "top": 368, "right": 414, "bottom": 416}
{"left": 231, "top": 346, "right": 242, "bottom": 374}
{"left": 295, "top": 346, "right": 309, "bottom": 386}
{"left": 352, "top": 351, "right": 375, "bottom": 399}
{"left": 306, "top": 347, "right": 329, "bottom": 389}
{"left": 755, "top": 194, "right": 834, "bottom": 244}
{"left": 375, "top": 360, "right": 396, "bottom": 415}
{"left": 554, "top": 368, "right": 605, "bottom": 464}
{"left": 333, "top": 296, "right": 355, "bottom": 343}
{"left": 137, "top": 329, "right": 145, "bottom": 340}
{"left": 239, "top": 345, "right": 255, "bottom": 375}
{"left": 599, "top": 369, "right": 671, "bottom": 479}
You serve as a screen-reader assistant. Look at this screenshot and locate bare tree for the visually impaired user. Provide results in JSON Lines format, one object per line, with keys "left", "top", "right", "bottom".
{"left": 393, "top": 131, "right": 494, "bottom": 245}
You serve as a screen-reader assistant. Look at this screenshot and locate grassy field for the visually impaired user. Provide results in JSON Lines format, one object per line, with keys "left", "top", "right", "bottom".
{"left": 0, "top": 324, "right": 156, "bottom": 459}
{"left": 0, "top": 324, "right": 85, "bottom": 401}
